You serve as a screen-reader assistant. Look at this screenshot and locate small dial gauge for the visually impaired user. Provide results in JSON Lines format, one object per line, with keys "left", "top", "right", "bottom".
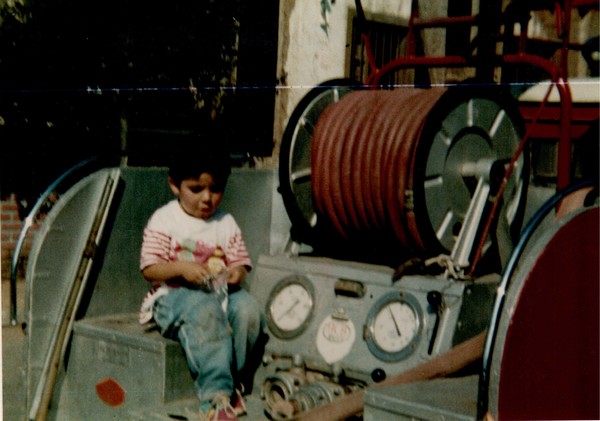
{"left": 266, "top": 275, "right": 315, "bottom": 339}
{"left": 365, "top": 292, "right": 422, "bottom": 362}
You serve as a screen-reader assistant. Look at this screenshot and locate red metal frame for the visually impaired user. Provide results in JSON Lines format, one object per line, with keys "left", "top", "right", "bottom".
{"left": 354, "top": 0, "right": 592, "bottom": 190}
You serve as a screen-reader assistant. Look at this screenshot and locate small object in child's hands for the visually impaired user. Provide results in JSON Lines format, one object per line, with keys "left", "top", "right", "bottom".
{"left": 205, "top": 248, "right": 228, "bottom": 311}
{"left": 207, "top": 248, "right": 227, "bottom": 275}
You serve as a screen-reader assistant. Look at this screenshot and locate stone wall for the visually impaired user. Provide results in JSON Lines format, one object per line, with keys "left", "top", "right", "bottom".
{"left": 1, "top": 194, "right": 39, "bottom": 285}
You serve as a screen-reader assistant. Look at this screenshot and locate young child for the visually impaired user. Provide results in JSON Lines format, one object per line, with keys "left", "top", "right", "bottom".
{"left": 139, "top": 145, "right": 264, "bottom": 420}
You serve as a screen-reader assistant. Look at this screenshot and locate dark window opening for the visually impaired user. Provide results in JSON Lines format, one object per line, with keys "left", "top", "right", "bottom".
{"left": 349, "top": 17, "right": 430, "bottom": 87}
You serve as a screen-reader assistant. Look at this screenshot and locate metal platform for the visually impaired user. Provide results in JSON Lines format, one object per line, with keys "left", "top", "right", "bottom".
{"left": 363, "top": 376, "right": 477, "bottom": 421}
{"left": 56, "top": 313, "right": 270, "bottom": 421}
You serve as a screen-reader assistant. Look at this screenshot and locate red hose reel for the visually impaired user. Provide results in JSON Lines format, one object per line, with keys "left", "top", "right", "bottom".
{"left": 306, "top": 86, "right": 528, "bottom": 261}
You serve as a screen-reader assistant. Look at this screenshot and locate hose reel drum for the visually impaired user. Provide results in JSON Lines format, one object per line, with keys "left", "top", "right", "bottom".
{"left": 280, "top": 83, "right": 528, "bottom": 270}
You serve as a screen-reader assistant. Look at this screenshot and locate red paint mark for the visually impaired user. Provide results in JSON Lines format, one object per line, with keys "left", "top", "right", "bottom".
{"left": 96, "top": 377, "right": 126, "bottom": 407}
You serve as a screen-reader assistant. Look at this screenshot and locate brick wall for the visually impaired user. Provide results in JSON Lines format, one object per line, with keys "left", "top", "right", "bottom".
{"left": 1, "top": 194, "right": 40, "bottom": 283}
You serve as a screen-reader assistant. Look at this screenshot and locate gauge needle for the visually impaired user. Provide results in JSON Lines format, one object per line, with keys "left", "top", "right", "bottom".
{"left": 277, "top": 298, "right": 300, "bottom": 321}
{"left": 389, "top": 307, "right": 402, "bottom": 336}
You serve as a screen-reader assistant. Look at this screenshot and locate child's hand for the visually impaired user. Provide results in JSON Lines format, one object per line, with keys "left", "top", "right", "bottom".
{"left": 227, "top": 266, "right": 248, "bottom": 285}
{"left": 143, "top": 261, "right": 214, "bottom": 287}
{"left": 177, "top": 261, "right": 212, "bottom": 286}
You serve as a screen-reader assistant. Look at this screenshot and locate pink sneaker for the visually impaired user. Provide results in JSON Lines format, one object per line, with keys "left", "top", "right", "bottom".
{"left": 231, "top": 389, "right": 247, "bottom": 417}
{"left": 199, "top": 393, "right": 238, "bottom": 421}
{"left": 213, "top": 406, "right": 238, "bottom": 421}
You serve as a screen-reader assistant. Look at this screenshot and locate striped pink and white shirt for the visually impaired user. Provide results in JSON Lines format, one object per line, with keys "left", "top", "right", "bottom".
{"left": 140, "top": 200, "right": 252, "bottom": 277}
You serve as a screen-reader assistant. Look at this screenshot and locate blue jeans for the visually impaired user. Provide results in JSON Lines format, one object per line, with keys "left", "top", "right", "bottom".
{"left": 153, "top": 286, "right": 264, "bottom": 402}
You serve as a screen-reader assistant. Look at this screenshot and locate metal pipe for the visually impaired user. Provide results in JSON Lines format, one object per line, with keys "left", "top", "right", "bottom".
{"left": 9, "top": 158, "right": 96, "bottom": 326}
{"left": 467, "top": 79, "right": 556, "bottom": 276}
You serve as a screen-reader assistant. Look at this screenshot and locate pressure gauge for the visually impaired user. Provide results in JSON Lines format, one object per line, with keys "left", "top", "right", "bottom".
{"left": 365, "top": 291, "right": 422, "bottom": 362}
{"left": 266, "top": 275, "right": 315, "bottom": 339}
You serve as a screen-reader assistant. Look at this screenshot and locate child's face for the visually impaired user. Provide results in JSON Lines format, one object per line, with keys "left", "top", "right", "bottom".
{"left": 169, "top": 173, "right": 224, "bottom": 220}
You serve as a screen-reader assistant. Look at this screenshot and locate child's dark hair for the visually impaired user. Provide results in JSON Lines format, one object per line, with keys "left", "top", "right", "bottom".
{"left": 168, "top": 142, "right": 232, "bottom": 192}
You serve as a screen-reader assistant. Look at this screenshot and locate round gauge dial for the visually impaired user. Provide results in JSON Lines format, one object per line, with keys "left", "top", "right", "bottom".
{"left": 266, "top": 275, "right": 315, "bottom": 339}
{"left": 365, "top": 292, "right": 422, "bottom": 362}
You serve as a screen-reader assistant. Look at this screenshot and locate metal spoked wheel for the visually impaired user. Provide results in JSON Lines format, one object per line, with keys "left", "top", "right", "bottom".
{"left": 411, "top": 86, "right": 529, "bottom": 260}
{"left": 278, "top": 79, "right": 358, "bottom": 245}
